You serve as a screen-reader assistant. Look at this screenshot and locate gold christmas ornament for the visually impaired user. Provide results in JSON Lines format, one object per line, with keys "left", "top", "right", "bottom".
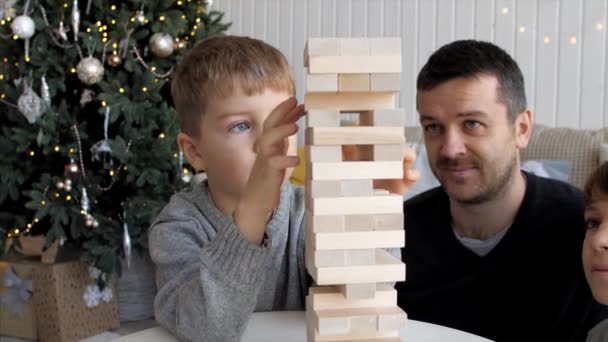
{"left": 107, "top": 54, "right": 122, "bottom": 67}
{"left": 149, "top": 33, "right": 174, "bottom": 58}
{"left": 76, "top": 56, "right": 104, "bottom": 85}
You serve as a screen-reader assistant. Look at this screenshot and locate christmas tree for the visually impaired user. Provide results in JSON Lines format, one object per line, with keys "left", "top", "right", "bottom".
{"left": 0, "top": 0, "right": 229, "bottom": 287}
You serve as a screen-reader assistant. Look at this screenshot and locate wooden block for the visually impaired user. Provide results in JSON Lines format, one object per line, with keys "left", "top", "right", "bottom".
{"left": 307, "top": 284, "right": 397, "bottom": 311}
{"left": 307, "top": 180, "right": 343, "bottom": 198}
{"left": 305, "top": 92, "right": 396, "bottom": 111}
{"left": 310, "top": 230, "right": 404, "bottom": 250}
{"left": 345, "top": 214, "right": 375, "bottom": 232}
{"left": 306, "top": 145, "right": 342, "bottom": 163}
{"left": 373, "top": 213, "right": 404, "bottom": 231}
{"left": 371, "top": 73, "right": 401, "bottom": 92}
{"left": 338, "top": 74, "right": 370, "bottom": 92}
{"left": 305, "top": 38, "right": 339, "bottom": 67}
{"left": 306, "top": 73, "right": 338, "bottom": 92}
{"left": 339, "top": 283, "right": 377, "bottom": 300}
{"left": 340, "top": 179, "right": 373, "bottom": 197}
{"left": 359, "top": 109, "right": 406, "bottom": 127}
{"left": 370, "top": 37, "right": 402, "bottom": 56}
{"left": 358, "top": 144, "right": 404, "bottom": 161}
{"left": 311, "top": 250, "right": 405, "bottom": 285}
{"left": 315, "top": 309, "right": 350, "bottom": 335}
{"left": 312, "top": 329, "right": 399, "bottom": 341}
{"left": 310, "top": 195, "right": 402, "bottom": 215}
{"left": 314, "top": 250, "right": 347, "bottom": 267}
{"left": 308, "top": 56, "right": 402, "bottom": 74}
{"left": 373, "top": 189, "right": 390, "bottom": 196}
{"left": 376, "top": 307, "right": 407, "bottom": 332}
{"left": 305, "top": 211, "right": 344, "bottom": 233}
{"left": 306, "top": 127, "right": 404, "bottom": 146}
{"left": 346, "top": 249, "right": 376, "bottom": 265}
{"left": 307, "top": 109, "right": 341, "bottom": 127}
{"left": 339, "top": 38, "right": 370, "bottom": 56}
{"left": 310, "top": 161, "right": 403, "bottom": 180}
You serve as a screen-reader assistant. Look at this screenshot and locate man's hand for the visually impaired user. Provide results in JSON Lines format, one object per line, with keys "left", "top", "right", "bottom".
{"left": 234, "top": 98, "right": 305, "bottom": 245}
{"left": 342, "top": 145, "right": 420, "bottom": 196}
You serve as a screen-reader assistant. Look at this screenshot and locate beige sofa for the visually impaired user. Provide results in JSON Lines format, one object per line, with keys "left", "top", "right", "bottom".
{"left": 404, "top": 125, "right": 608, "bottom": 189}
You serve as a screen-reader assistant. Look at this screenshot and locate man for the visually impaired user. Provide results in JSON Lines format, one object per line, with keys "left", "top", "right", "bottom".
{"left": 396, "top": 40, "right": 608, "bottom": 342}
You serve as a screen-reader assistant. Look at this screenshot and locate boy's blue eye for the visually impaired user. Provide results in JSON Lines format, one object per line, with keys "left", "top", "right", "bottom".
{"left": 229, "top": 121, "right": 251, "bottom": 133}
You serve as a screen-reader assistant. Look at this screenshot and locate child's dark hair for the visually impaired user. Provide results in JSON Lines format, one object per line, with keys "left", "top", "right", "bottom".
{"left": 584, "top": 161, "right": 608, "bottom": 205}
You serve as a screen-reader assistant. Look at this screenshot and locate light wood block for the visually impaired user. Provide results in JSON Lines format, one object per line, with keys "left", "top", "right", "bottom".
{"left": 371, "top": 73, "right": 401, "bottom": 92}
{"left": 373, "top": 213, "right": 404, "bottom": 231}
{"left": 307, "top": 284, "right": 397, "bottom": 311}
{"left": 307, "top": 109, "right": 341, "bottom": 127}
{"left": 339, "top": 283, "right": 377, "bottom": 300}
{"left": 370, "top": 37, "right": 402, "bottom": 56}
{"left": 311, "top": 329, "right": 399, "bottom": 341}
{"left": 339, "top": 38, "right": 371, "bottom": 56}
{"left": 358, "top": 144, "right": 404, "bottom": 161}
{"left": 305, "top": 145, "right": 342, "bottom": 163}
{"left": 376, "top": 307, "right": 407, "bottom": 332}
{"left": 312, "top": 249, "right": 375, "bottom": 267}
{"left": 359, "top": 109, "right": 406, "bottom": 127}
{"left": 310, "top": 250, "right": 405, "bottom": 285}
{"left": 305, "top": 38, "right": 340, "bottom": 67}
{"left": 306, "top": 73, "right": 338, "bottom": 92}
{"left": 307, "top": 180, "right": 343, "bottom": 198}
{"left": 305, "top": 92, "right": 396, "bottom": 111}
{"left": 373, "top": 189, "right": 391, "bottom": 196}
{"left": 309, "top": 195, "right": 402, "bottom": 215}
{"left": 314, "top": 308, "right": 379, "bottom": 335}
{"left": 305, "top": 211, "right": 344, "bottom": 233}
{"left": 344, "top": 214, "right": 375, "bottom": 232}
{"left": 340, "top": 179, "right": 374, "bottom": 197}
{"left": 308, "top": 56, "right": 402, "bottom": 74}
{"left": 306, "top": 127, "right": 404, "bottom": 146}
{"left": 309, "top": 161, "right": 403, "bottom": 181}
{"left": 308, "top": 230, "right": 404, "bottom": 250}
{"left": 338, "top": 74, "right": 370, "bottom": 92}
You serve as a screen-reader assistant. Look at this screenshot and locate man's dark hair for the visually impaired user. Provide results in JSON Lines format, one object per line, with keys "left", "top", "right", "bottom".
{"left": 417, "top": 40, "right": 527, "bottom": 121}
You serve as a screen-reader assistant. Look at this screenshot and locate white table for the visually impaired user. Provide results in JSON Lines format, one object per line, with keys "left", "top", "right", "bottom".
{"left": 114, "top": 311, "right": 493, "bottom": 342}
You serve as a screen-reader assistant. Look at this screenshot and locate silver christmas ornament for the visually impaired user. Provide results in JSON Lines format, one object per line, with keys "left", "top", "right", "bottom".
{"left": 58, "top": 21, "right": 68, "bottom": 41}
{"left": 10, "top": 15, "right": 35, "bottom": 39}
{"left": 77, "top": 57, "right": 104, "bottom": 85}
{"left": 135, "top": 10, "right": 145, "bottom": 24}
{"left": 41, "top": 75, "right": 51, "bottom": 108}
{"left": 81, "top": 187, "right": 90, "bottom": 212}
{"left": 79, "top": 89, "right": 95, "bottom": 107}
{"left": 123, "top": 216, "right": 131, "bottom": 269}
{"left": 17, "top": 85, "right": 46, "bottom": 124}
{"left": 181, "top": 169, "right": 192, "bottom": 183}
{"left": 71, "top": 0, "right": 80, "bottom": 41}
{"left": 90, "top": 106, "right": 113, "bottom": 168}
{"left": 65, "top": 158, "right": 79, "bottom": 173}
{"left": 149, "top": 33, "right": 174, "bottom": 58}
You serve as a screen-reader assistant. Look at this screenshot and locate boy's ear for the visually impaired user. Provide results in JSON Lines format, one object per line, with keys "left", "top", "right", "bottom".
{"left": 177, "top": 132, "right": 206, "bottom": 172}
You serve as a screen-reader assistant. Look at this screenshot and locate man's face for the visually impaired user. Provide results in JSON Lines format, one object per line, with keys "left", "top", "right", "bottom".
{"left": 417, "top": 74, "right": 527, "bottom": 205}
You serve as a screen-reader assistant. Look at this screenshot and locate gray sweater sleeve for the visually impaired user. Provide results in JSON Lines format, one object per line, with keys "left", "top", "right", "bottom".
{"left": 149, "top": 196, "right": 271, "bottom": 342}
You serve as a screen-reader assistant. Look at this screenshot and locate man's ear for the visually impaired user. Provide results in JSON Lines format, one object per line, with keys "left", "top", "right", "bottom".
{"left": 177, "top": 132, "right": 206, "bottom": 172}
{"left": 514, "top": 109, "right": 533, "bottom": 149}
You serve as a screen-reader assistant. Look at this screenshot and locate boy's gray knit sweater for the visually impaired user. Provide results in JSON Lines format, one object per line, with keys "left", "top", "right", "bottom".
{"left": 149, "top": 181, "right": 308, "bottom": 342}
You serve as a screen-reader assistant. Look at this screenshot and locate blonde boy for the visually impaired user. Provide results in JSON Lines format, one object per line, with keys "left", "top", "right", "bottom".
{"left": 149, "top": 36, "right": 307, "bottom": 342}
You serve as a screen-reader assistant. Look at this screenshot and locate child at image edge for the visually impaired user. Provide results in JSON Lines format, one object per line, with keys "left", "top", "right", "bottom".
{"left": 583, "top": 161, "right": 608, "bottom": 342}
{"left": 147, "top": 36, "right": 408, "bottom": 342}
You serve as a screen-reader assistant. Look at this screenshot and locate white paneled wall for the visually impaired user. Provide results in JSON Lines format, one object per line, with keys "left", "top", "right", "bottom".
{"left": 213, "top": 0, "right": 608, "bottom": 129}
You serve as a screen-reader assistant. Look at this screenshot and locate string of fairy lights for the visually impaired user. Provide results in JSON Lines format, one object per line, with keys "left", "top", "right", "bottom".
{"left": 0, "top": 0, "right": 207, "bottom": 239}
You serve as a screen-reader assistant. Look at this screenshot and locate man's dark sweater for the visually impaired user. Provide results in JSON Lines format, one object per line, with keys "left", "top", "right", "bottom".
{"left": 396, "top": 171, "right": 608, "bottom": 342}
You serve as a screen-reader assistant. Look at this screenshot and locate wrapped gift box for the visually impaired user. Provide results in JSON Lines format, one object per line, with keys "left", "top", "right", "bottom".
{"left": 1, "top": 259, "right": 119, "bottom": 342}
{"left": 0, "top": 261, "right": 39, "bottom": 339}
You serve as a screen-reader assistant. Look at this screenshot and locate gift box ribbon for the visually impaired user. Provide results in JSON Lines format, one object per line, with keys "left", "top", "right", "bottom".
{"left": 1, "top": 266, "right": 33, "bottom": 318}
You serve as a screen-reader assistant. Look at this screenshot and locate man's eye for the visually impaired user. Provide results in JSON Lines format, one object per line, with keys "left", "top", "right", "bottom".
{"left": 464, "top": 120, "right": 481, "bottom": 129}
{"left": 424, "top": 124, "right": 441, "bottom": 134}
{"left": 229, "top": 121, "right": 251, "bottom": 133}
{"left": 585, "top": 218, "right": 601, "bottom": 230}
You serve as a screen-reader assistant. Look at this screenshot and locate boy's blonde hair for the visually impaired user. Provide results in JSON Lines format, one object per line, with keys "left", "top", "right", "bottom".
{"left": 171, "top": 35, "right": 296, "bottom": 136}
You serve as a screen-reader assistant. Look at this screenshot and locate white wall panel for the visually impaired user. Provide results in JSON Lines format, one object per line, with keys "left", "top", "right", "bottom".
{"left": 214, "top": 0, "right": 608, "bottom": 129}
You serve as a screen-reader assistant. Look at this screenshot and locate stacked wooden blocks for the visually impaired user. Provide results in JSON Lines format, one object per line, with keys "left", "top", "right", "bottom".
{"left": 304, "top": 37, "right": 407, "bottom": 341}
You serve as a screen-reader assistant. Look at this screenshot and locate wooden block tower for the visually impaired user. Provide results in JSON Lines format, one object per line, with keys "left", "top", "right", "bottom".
{"left": 304, "top": 37, "right": 407, "bottom": 341}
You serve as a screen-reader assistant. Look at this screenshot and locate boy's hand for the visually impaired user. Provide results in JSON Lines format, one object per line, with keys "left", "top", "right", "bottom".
{"left": 234, "top": 98, "right": 305, "bottom": 245}
{"left": 342, "top": 145, "right": 420, "bottom": 196}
